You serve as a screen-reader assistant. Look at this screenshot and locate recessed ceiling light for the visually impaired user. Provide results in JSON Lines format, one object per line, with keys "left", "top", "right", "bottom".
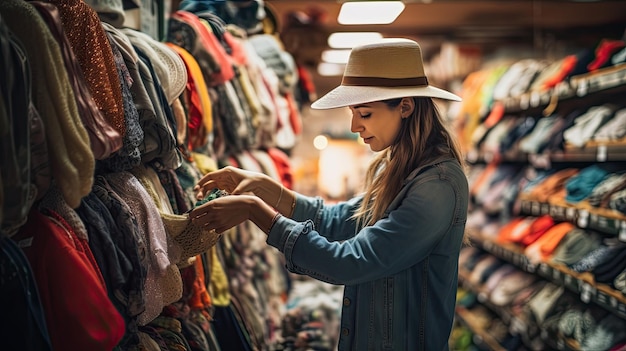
{"left": 338, "top": 1, "right": 406, "bottom": 25}
{"left": 321, "top": 49, "right": 352, "bottom": 64}
{"left": 328, "top": 32, "right": 384, "bottom": 49}
{"left": 317, "top": 62, "right": 347, "bottom": 76}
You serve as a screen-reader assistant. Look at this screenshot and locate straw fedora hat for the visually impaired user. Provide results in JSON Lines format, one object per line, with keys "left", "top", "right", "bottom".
{"left": 311, "top": 38, "right": 461, "bottom": 109}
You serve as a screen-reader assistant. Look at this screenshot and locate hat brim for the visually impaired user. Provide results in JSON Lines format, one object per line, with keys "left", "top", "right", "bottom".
{"left": 310, "top": 85, "right": 461, "bottom": 110}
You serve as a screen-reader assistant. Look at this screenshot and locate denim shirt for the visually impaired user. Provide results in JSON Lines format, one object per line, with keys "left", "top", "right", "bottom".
{"left": 268, "top": 156, "right": 469, "bottom": 351}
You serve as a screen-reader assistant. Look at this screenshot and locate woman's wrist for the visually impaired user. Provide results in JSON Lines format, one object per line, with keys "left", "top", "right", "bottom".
{"left": 257, "top": 177, "right": 294, "bottom": 217}
{"left": 249, "top": 196, "right": 281, "bottom": 235}
{"left": 268, "top": 211, "right": 282, "bottom": 234}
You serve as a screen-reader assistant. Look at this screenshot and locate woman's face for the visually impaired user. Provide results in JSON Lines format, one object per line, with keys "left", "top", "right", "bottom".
{"left": 349, "top": 100, "right": 404, "bottom": 152}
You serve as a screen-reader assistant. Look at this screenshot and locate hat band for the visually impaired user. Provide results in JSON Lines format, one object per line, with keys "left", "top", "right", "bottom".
{"left": 342, "top": 76, "right": 428, "bottom": 87}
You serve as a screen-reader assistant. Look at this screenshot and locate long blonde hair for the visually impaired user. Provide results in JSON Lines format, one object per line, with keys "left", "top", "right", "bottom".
{"left": 353, "top": 97, "right": 465, "bottom": 229}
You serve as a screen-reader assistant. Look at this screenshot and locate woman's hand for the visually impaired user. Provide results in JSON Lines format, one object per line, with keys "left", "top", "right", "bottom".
{"left": 194, "top": 166, "right": 270, "bottom": 200}
{"left": 189, "top": 194, "right": 277, "bottom": 234}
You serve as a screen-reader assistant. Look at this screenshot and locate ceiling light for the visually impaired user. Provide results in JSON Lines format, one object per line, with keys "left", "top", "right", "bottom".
{"left": 313, "top": 135, "right": 329, "bottom": 150}
{"left": 328, "top": 32, "right": 384, "bottom": 49}
{"left": 321, "top": 49, "right": 352, "bottom": 64}
{"left": 317, "top": 62, "right": 346, "bottom": 76}
{"left": 338, "top": 1, "right": 405, "bottom": 25}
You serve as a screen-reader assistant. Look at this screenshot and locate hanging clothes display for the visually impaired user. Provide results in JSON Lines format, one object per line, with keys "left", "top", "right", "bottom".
{"left": 0, "top": 0, "right": 308, "bottom": 350}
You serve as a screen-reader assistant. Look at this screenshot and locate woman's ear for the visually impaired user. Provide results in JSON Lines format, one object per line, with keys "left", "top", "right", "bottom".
{"left": 400, "top": 98, "right": 415, "bottom": 118}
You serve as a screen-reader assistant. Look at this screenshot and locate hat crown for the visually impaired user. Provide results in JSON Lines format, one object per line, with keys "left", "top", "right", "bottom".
{"left": 344, "top": 38, "right": 426, "bottom": 81}
{"left": 310, "top": 38, "right": 461, "bottom": 109}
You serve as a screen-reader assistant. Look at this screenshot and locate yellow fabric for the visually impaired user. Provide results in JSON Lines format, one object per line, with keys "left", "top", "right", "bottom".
{"left": 455, "top": 65, "right": 508, "bottom": 152}
{"left": 191, "top": 152, "right": 218, "bottom": 174}
{"left": 166, "top": 43, "right": 213, "bottom": 134}
{"left": 131, "top": 165, "right": 173, "bottom": 214}
{"left": 209, "top": 243, "right": 231, "bottom": 306}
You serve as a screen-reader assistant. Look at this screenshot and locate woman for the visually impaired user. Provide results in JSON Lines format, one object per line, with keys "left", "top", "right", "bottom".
{"left": 190, "top": 38, "right": 469, "bottom": 350}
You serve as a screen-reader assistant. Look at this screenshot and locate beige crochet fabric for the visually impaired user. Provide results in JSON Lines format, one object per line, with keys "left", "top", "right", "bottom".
{"left": 161, "top": 212, "right": 222, "bottom": 260}
{"left": 132, "top": 165, "right": 223, "bottom": 261}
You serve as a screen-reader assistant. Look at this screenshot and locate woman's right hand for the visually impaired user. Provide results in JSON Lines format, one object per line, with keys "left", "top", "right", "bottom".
{"left": 194, "top": 165, "right": 272, "bottom": 200}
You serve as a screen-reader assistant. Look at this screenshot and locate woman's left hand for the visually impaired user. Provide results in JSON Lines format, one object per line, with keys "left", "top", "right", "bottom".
{"left": 189, "top": 194, "right": 278, "bottom": 235}
{"left": 190, "top": 195, "right": 256, "bottom": 234}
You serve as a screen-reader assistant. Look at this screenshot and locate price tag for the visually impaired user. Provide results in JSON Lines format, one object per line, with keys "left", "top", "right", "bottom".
{"left": 527, "top": 262, "right": 537, "bottom": 273}
{"left": 578, "top": 210, "right": 589, "bottom": 228}
{"left": 541, "top": 203, "right": 550, "bottom": 215}
{"left": 532, "top": 202, "right": 541, "bottom": 216}
{"left": 610, "top": 296, "right": 618, "bottom": 308}
{"left": 577, "top": 79, "right": 589, "bottom": 96}
{"left": 566, "top": 207, "right": 577, "bottom": 220}
{"left": 597, "top": 145, "right": 608, "bottom": 162}
{"left": 557, "top": 81, "right": 571, "bottom": 96}
{"left": 520, "top": 94, "right": 530, "bottom": 110}
{"left": 595, "top": 215, "right": 609, "bottom": 230}
{"left": 580, "top": 283, "right": 595, "bottom": 304}
{"left": 564, "top": 274, "right": 574, "bottom": 287}
{"left": 541, "top": 92, "right": 550, "bottom": 105}
{"left": 530, "top": 91, "right": 541, "bottom": 107}
{"left": 597, "top": 291, "right": 608, "bottom": 305}
{"left": 556, "top": 206, "right": 567, "bottom": 220}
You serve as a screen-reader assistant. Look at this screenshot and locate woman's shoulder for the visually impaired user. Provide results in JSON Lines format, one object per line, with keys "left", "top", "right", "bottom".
{"left": 405, "top": 156, "right": 463, "bottom": 182}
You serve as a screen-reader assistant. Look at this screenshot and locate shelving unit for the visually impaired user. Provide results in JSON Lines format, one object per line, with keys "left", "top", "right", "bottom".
{"left": 455, "top": 56, "right": 626, "bottom": 350}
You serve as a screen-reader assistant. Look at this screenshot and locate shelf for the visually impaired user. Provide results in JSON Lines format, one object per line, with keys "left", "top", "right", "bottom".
{"left": 458, "top": 270, "right": 578, "bottom": 351}
{"left": 476, "top": 237, "right": 626, "bottom": 321}
{"left": 466, "top": 142, "right": 626, "bottom": 166}
{"left": 499, "top": 64, "right": 626, "bottom": 113}
{"left": 519, "top": 199, "right": 626, "bottom": 237}
{"left": 455, "top": 306, "right": 507, "bottom": 351}
{"left": 551, "top": 142, "right": 626, "bottom": 164}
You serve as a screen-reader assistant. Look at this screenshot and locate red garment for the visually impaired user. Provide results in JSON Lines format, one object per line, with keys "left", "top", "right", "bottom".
{"left": 297, "top": 64, "right": 317, "bottom": 102}
{"left": 188, "top": 255, "right": 212, "bottom": 310}
{"left": 171, "top": 11, "right": 235, "bottom": 86}
{"left": 496, "top": 216, "right": 531, "bottom": 244}
{"left": 267, "top": 147, "right": 293, "bottom": 190}
{"left": 542, "top": 55, "right": 577, "bottom": 89}
{"left": 12, "top": 209, "right": 125, "bottom": 351}
{"left": 223, "top": 31, "right": 247, "bottom": 67}
{"left": 483, "top": 102, "right": 505, "bottom": 129}
{"left": 587, "top": 39, "right": 625, "bottom": 71}
{"left": 166, "top": 43, "right": 212, "bottom": 150}
{"left": 520, "top": 215, "right": 555, "bottom": 247}
{"left": 44, "top": 208, "right": 107, "bottom": 288}
{"left": 284, "top": 92, "right": 302, "bottom": 135}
